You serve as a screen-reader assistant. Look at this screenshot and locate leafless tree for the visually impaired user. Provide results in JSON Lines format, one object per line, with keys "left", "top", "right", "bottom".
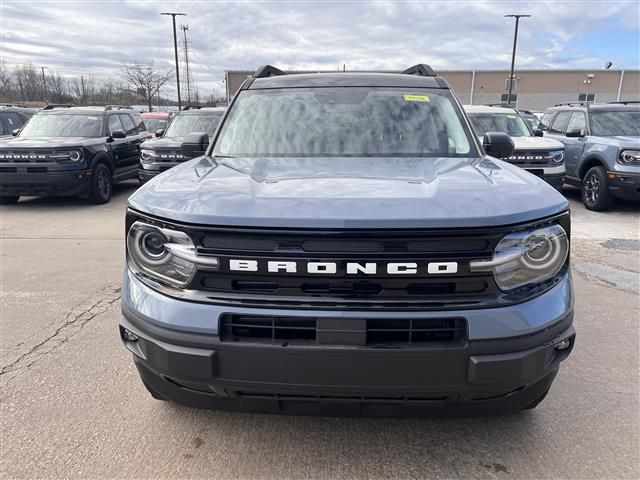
{"left": 119, "top": 62, "right": 174, "bottom": 112}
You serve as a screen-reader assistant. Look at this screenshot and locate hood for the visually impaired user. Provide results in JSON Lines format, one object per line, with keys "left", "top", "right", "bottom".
{"left": 512, "top": 136, "right": 564, "bottom": 151}
{"left": 128, "top": 156, "right": 568, "bottom": 229}
{"left": 0, "top": 136, "right": 101, "bottom": 148}
{"left": 141, "top": 136, "right": 182, "bottom": 150}
{"left": 590, "top": 135, "right": 640, "bottom": 148}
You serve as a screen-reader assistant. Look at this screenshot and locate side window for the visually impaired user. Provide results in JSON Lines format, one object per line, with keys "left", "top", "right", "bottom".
{"left": 131, "top": 113, "right": 146, "bottom": 133}
{"left": 566, "top": 112, "right": 586, "bottom": 133}
{"left": 3, "top": 112, "right": 25, "bottom": 129}
{"left": 108, "top": 114, "right": 123, "bottom": 134}
{"left": 549, "top": 111, "right": 572, "bottom": 134}
{"left": 0, "top": 115, "right": 8, "bottom": 135}
{"left": 118, "top": 114, "right": 136, "bottom": 136}
{"left": 540, "top": 112, "right": 556, "bottom": 131}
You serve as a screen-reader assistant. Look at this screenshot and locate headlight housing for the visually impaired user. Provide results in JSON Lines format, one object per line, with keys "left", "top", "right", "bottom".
{"left": 50, "top": 149, "right": 83, "bottom": 163}
{"left": 549, "top": 150, "right": 564, "bottom": 163}
{"left": 127, "top": 221, "right": 218, "bottom": 288}
{"left": 618, "top": 149, "right": 640, "bottom": 165}
{"left": 470, "top": 224, "right": 569, "bottom": 291}
{"left": 140, "top": 149, "right": 157, "bottom": 162}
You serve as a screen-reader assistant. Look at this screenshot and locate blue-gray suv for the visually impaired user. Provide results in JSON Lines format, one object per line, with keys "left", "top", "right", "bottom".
{"left": 541, "top": 102, "right": 640, "bottom": 210}
{"left": 120, "top": 65, "right": 575, "bottom": 416}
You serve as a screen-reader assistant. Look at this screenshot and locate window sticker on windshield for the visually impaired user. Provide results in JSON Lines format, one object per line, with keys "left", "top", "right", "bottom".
{"left": 87, "top": 116, "right": 98, "bottom": 120}
{"left": 403, "top": 94, "right": 430, "bottom": 102}
{"left": 507, "top": 114, "right": 517, "bottom": 119}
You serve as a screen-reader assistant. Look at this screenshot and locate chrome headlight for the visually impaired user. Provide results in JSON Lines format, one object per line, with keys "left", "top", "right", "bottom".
{"left": 50, "top": 149, "right": 83, "bottom": 162}
{"left": 140, "top": 149, "right": 157, "bottom": 162}
{"left": 618, "top": 149, "right": 640, "bottom": 165}
{"left": 127, "top": 221, "right": 218, "bottom": 288}
{"left": 470, "top": 224, "right": 569, "bottom": 291}
{"left": 549, "top": 150, "right": 564, "bottom": 163}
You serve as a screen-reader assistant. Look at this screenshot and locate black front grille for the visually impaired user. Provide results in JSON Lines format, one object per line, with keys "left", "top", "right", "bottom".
{"left": 130, "top": 210, "right": 570, "bottom": 310}
{"left": 219, "top": 314, "right": 467, "bottom": 347}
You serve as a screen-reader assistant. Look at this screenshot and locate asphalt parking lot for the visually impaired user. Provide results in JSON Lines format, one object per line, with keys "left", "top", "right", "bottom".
{"left": 1, "top": 184, "right": 638, "bottom": 479}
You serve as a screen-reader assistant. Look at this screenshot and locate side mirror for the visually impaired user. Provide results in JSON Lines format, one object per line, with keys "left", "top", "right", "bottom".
{"left": 534, "top": 128, "right": 544, "bottom": 137}
{"left": 11, "top": 128, "right": 20, "bottom": 136}
{"left": 482, "top": 132, "right": 515, "bottom": 159}
{"left": 155, "top": 128, "right": 165, "bottom": 137}
{"left": 181, "top": 132, "right": 209, "bottom": 158}
{"left": 110, "top": 130, "right": 126, "bottom": 139}
{"left": 565, "top": 128, "right": 584, "bottom": 138}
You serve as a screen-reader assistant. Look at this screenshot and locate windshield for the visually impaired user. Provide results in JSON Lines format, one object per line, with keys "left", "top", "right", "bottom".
{"left": 144, "top": 118, "right": 168, "bottom": 133}
{"left": 522, "top": 114, "right": 540, "bottom": 130}
{"left": 164, "top": 113, "right": 222, "bottom": 139}
{"left": 468, "top": 113, "right": 532, "bottom": 137}
{"left": 20, "top": 113, "right": 104, "bottom": 137}
{"left": 214, "top": 87, "right": 475, "bottom": 157}
{"left": 590, "top": 111, "right": 640, "bottom": 136}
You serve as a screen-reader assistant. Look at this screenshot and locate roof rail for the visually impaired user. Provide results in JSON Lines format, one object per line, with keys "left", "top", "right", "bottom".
{"left": 104, "top": 105, "right": 132, "bottom": 110}
{"left": 42, "top": 104, "right": 74, "bottom": 110}
{"left": 401, "top": 64, "right": 436, "bottom": 77}
{"left": 483, "top": 102, "right": 514, "bottom": 108}
{"left": 253, "top": 65, "right": 286, "bottom": 78}
{"left": 553, "top": 102, "right": 587, "bottom": 107}
{"left": 182, "top": 105, "right": 202, "bottom": 110}
{"left": 607, "top": 100, "right": 640, "bottom": 105}
{"left": 0, "top": 103, "right": 28, "bottom": 108}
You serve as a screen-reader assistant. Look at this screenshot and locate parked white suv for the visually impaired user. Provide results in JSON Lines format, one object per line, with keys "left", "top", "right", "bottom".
{"left": 465, "top": 105, "right": 566, "bottom": 190}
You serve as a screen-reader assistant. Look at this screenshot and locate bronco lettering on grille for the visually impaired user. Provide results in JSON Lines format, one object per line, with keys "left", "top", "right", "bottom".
{"left": 228, "top": 259, "right": 458, "bottom": 275}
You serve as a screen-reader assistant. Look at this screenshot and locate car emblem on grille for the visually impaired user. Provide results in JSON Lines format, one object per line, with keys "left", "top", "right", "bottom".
{"left": 228, "top": 259, "right": 458, "bottom": 275}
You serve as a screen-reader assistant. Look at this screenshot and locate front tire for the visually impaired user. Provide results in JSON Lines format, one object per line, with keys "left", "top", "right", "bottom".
{"left": 0, "top": 195, "right": 19, "bottom": 205}
{"left": 582, "top": 166, "right": 613, "bottom": 211}
{"left": 88, "top": 163, "right": 113, "bottom": 204}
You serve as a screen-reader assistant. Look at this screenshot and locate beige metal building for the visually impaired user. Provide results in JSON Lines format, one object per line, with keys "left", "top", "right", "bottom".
{"left": 225, "top": 68, "right": 639, "bottom": 111}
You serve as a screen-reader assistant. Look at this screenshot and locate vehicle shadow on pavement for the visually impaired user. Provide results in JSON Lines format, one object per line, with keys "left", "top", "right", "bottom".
{"left": 2, "top": 180, "right": 139, "bottom": 209}
{"left": 156, "top": 402, "right": 548, "bottom": 478}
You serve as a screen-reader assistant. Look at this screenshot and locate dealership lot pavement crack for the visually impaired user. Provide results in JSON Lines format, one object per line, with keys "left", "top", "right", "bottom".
{"left": 0, "top": 285, "right": 121, "bottom": 382}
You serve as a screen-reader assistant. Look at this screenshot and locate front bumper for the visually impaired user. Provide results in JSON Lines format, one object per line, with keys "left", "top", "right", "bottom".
{"left": 608, "top": 171, "right": 640, "bottom": 201}
{"left": 120, "top": 270, "right": 575, "bottom": 416}
{"left": 0, "top": 170, "right": 91, "bottom": 197}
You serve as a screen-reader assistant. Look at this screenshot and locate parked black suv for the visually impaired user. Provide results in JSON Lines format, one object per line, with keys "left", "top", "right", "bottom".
{"left": 0, "top": 105, "right": 36, "bottom": 137}
{"left": 138, "top": 106, "right": 225, "bottom": 183}
{"left": 0, "top": 105, "right": 148, "bottom": 204}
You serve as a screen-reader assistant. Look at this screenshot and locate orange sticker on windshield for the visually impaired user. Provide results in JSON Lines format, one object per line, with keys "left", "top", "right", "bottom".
{"left": 403, "top": 94, "right": 430, "bottom": 102}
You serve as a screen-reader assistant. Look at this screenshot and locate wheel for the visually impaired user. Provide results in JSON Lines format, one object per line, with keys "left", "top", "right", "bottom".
{"left": 581, "top": 166, "right": 614, "bottom": 211}
{"left": 0, "top": 195, "right": 19, "bottom": 204}
{"left": 88, "top": 163, "right": 113, "bottom": 204}
{"left": 522, "top": 388, "right": 550, "bottom": 410}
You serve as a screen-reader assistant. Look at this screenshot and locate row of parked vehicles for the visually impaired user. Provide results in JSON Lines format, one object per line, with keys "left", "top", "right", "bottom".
{"left": 0, "top": 93, "right": 638, "bottom": 210}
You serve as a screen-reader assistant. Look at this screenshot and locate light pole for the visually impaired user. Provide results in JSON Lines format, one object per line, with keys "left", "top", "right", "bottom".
{"left": 161, "top": 12, "right": 186, "bottom": 110}
{"left": 505, "top": 14, "right": 531, "bottom": 106}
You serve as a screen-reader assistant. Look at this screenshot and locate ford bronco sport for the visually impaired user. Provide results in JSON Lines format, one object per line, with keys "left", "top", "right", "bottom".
{"left": 120, "top": 65, "right": 575, "bottom": 416}
{"left": 541, "top": 101, "right": 640, "bottom": 210}
{"left": 138, "top": 106, "right": 225, "bottom": 183}
{"left": 465, "top": 105, "right": 566, "bottom": 190}
{"left": 0, "top": 105, "right": 148, "bottom": 204}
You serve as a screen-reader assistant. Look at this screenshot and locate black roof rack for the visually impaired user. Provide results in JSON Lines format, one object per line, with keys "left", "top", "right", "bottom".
{"left": 482, "top": 102, "right": 515, "bottom": 108}
{"left": 553, "top": 102, "right": 587, "bottom": 107}
{"left": 42, "top": 104, "right": 74, "bottom": 110}
{"left": 607, "top": 100, "right": 639, "bottom": 105}
{"left": 0, "top": 103, "right": 29, "bottom": 108}
{"left": 401, "top": 64, "right": 436, "bottom": 77}
{"left": 253, "top": 65, "right": 287, "bottom": 78}
{"left": 182, "top": 105, "right": 202, "bottom": 110}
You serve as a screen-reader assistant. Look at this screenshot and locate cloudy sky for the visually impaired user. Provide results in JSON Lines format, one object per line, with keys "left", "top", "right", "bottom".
{"left": 1, "top": 0, "right": 638, "bottom": 98}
